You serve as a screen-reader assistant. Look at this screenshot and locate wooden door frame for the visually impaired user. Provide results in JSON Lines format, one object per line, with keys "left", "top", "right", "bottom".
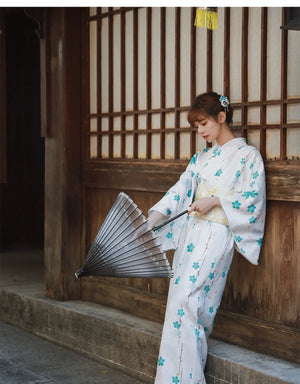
{"left": 43, "top": 7, "right": 83, "bottom": 300}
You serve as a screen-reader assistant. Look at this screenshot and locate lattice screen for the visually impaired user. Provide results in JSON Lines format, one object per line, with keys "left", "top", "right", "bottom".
{"left": 85, "top": 7, "right": 300, "bottom": 161}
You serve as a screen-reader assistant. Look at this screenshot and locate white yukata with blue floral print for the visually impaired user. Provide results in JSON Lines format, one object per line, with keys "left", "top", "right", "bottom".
{"left": 150, "top": 138, "right": 266, "bottom": 384}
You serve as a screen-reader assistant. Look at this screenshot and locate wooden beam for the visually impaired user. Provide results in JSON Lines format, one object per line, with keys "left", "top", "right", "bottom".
{"left": 108, "top": 8, "right": 113, "bottom": 158}
{"left": 223, "top": 7, "right": 230, "bottom": 98}
{"left": 207, "top": 29, "right": 213, "bottom": 92}
{"left": 133, "top": 8, "right": 138, "bottom": 159}
{"left": 120, "top": 8, "right": 126, "bottom": 158}
{"left": 175, "top": 7, "right": 181, "bottom": 159}
{"left": 280, "top": 8, "right": 288, "bottom": 161}
{"left": 213, "top": 310, "right": 300, "bottom": 365}
{"left": 241, "top": 7, "right": 249, "bottom": 141}
{"left": 82, "top": 160, "right": 300, "bottom": 202}
{"left": 160, "top": 8, "right": 166, "bottom": 160}
{"left": 146, "top": 7, "right": 152, "bottom": 159}
{"left": 190, "top": 7, "right": 196, "bottom": 157}
{"left": 260, "top": 7, "right": 267, "bottom": 159}
{"left": 97, "top": 7, "right": 102, "bottom": 159}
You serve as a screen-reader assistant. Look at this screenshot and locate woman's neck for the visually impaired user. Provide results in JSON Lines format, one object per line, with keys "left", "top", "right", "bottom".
{"left": 216, "top": 124, "right": 235, "bottom": 146}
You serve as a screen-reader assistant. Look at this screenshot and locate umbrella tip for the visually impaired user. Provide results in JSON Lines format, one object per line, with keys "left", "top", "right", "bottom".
{"left": 74, "top": 268, "right": 86, "bottom": 279}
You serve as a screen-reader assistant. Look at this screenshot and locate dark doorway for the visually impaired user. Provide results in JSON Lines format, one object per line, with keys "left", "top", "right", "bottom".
{"left": 0, "top": 8, "right": 44, "bottom": 251}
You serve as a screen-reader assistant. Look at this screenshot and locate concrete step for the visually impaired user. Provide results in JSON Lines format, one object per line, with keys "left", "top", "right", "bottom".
{"left": 0, "top": 249, "right": 299, "bottom": 384}
{"left": 1, "top": 281, "right": 300, "bottom": 384}
{"left": 0, "top": 321, "right": 143, "bottom": 384}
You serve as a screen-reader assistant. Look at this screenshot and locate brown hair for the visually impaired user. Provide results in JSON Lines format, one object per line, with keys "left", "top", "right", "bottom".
{"left": 187, "top": 92, "right": 233, "bottom": 127}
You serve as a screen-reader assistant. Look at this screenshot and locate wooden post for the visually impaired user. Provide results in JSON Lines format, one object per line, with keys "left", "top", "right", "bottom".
{"left": 44, "top": 8, "right": 82, "bottom": 300}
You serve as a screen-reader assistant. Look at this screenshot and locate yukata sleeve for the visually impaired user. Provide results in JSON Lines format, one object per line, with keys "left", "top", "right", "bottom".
{"left": 220, "top": 149, "right": 266, "bottom": 265}
{"left": 148, "top": 153, "right": 199, "bottom": 251}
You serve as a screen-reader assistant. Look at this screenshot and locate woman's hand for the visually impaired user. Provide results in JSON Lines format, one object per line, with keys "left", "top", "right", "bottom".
{"left": 188, "top": 196, "right": 221, "bottom": 215}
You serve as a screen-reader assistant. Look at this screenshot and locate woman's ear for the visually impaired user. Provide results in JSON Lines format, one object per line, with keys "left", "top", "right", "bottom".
{"left": 218, "top": 111, "right": 226, "bottom": 124}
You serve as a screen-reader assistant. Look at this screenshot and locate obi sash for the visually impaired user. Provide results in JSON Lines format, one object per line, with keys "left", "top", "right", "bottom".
{"left": 189, "top": 183, "right": 230, "bottom": 226}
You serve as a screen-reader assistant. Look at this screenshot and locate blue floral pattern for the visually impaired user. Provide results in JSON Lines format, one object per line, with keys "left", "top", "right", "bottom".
{"left": 232, "top": 200, "right": 241, "bottom": 209}
{"left": 149, "top": 138, "right": 266, "bottom": 384}
{"left": 158, "top": 357, "right": 165, "bottom": 366}
{"left": 187, "top": 243, "right": 195, "bottom": 252}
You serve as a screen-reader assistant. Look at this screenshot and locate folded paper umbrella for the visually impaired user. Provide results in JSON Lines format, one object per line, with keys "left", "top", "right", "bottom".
{"left": 75, "top": 192, "right": 187, "bottom": 279}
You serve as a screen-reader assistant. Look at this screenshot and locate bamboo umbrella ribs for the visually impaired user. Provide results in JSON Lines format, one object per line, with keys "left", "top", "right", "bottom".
{"left": 75, "top": 192, "right": 188, "bottom": 279}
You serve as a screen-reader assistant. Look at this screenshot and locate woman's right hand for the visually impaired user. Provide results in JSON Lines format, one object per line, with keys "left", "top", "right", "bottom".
{"left": 188, "top": 196, "right": 221, "bottom": 215}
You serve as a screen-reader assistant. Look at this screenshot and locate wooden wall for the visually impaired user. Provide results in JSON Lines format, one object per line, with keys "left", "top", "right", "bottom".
{"left": 80, "top": 160, "right": 300, "bottom": 364}
{"left": 42, "top": 7, "right": 300, "bottom": 366}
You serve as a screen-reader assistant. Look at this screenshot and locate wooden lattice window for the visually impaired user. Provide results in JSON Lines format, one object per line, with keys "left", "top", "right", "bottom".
{"left": 84, "top": 7, "right": 300, "bottom": 162}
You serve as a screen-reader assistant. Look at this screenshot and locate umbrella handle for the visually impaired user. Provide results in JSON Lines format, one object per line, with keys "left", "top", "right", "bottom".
{"left": 153, "top": 210, "right": 188, "bottom": 232}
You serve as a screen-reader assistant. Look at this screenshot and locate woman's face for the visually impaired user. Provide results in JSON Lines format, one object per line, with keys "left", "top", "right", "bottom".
{"left": 194, "top": 115, "right": 221, "bottom": 143}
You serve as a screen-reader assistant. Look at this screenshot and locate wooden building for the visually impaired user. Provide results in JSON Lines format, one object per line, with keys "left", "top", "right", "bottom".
{"left": 1, "top": 6, "right": 299, "bottom": 366}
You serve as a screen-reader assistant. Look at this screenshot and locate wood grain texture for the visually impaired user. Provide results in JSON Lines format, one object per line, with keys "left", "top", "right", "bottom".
{"left": 212, "top": 310, "right": 300, "bottom": 365}
{"left": 44, "top": 8, "right": 82, "bottom": 300}
{"left": 82, "top": 160, "right": 300, "bottom": 201}
{"left": 81, "top": 162, "right": 300, "bottom": 363}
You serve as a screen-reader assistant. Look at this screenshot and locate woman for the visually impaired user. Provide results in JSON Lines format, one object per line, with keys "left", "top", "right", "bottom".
{"left": 148, "top": 92, "right": 266, "bottom": 384}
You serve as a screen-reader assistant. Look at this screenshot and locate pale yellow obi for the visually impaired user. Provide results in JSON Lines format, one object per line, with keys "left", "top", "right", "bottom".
{"left": 189, "top": 183, "right": 230, "bottom": 226}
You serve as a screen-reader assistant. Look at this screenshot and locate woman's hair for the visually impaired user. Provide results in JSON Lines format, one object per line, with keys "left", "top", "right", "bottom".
{"left": 187, "top": 92, "right": 233, "bottom": 127}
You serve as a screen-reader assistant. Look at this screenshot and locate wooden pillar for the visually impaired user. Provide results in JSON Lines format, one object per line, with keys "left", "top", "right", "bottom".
{"left": 44, "top": 7, "right": 82, "bottom": 300}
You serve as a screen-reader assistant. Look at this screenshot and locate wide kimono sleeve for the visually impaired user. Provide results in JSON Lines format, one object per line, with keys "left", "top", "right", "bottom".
{"left": 148, "top": 152, "right": 200, "bottom": 251}
{"left": 220, "top": 148, "right": 266, "bottom": 265}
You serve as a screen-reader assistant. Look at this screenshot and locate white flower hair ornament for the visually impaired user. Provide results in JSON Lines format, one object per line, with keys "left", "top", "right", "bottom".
{"left": 219, "top": 95, "right": 230, "bottom": 112}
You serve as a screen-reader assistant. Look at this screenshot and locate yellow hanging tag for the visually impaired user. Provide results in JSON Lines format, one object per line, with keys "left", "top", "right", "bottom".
{"left": 194, "top": 7, "right": 218, "bottom": 30}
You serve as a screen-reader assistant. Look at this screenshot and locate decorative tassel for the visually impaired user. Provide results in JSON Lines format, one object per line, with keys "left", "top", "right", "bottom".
{"left": 194, "top": 7, "right": 218, "bottom": 30}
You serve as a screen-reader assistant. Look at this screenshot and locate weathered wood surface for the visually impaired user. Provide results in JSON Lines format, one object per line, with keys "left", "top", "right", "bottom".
{"left": 44, "top": 8, "right": 82, "bottom": 300}
{"left": 80, "top": 166, "right": 300, "bottom": 363}
{"left": 82, "top": 160, "right": 300, "bottom": 201}
{"left": 213, "top": 310, "right": 300, "bottom": 365}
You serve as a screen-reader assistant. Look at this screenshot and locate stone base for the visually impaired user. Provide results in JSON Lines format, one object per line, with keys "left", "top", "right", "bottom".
{"left": 0, "top": 281, "right": 299, "bottom": 384}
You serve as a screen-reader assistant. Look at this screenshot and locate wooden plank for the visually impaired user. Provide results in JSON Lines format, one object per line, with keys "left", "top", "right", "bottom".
{"left": 82, "top": 160, "right": 300, "bottom": 202}
{"left": 265, "top": 162, "right": 300, "bottom": 201}
{"left": 222, "top": 200, "right": 299, "bottom": 326}
{"left": 81, "top": 277, "right": 167, "bottom": 323}
{"left": 213, "top": 310, "right": 300, "bottom": 365}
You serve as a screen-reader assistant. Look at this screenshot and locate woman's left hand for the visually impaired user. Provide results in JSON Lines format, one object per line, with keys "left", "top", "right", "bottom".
{"left": 188, "top": 196, "right": 221, "bottom": 215}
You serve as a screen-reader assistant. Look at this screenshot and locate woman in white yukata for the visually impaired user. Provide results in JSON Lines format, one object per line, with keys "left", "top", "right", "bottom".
{"left": 147, "top": 92, "right": 266, "bottom": 384}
